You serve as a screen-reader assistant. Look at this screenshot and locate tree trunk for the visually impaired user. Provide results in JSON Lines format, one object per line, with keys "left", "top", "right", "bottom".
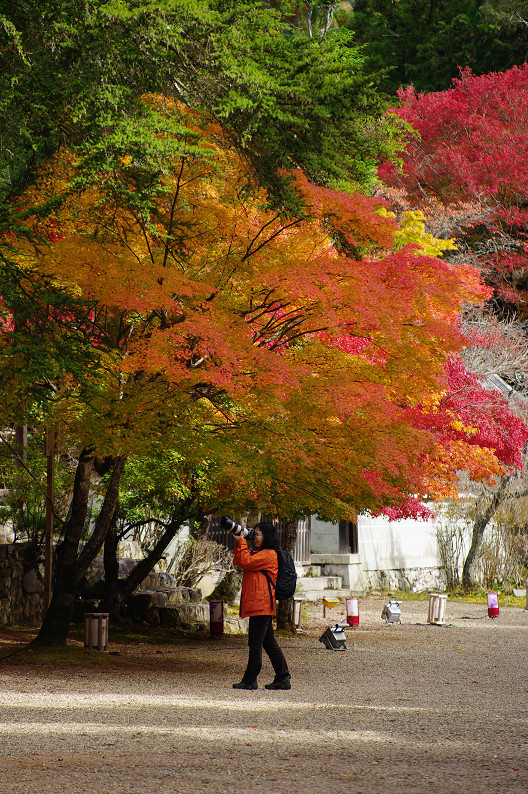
{"left": 32, "top": 451, "right": 94, "bottom": 646}
{"left": 77, "top": 456, "right": 126, "bottom": 571}
{"left": 276, "top": 518, "right": 297, "bottom": 634}
{"left": 462, "top": 475, "right": 513, "bottom": 589}
{"left": 101, "top": 509, "right": 121, "bottom": 620}
{"left": 33, "top": 454, "right": 126, "bottom": 646}
{"left": 117, "top": 500, "right": 197, "bottom": 603}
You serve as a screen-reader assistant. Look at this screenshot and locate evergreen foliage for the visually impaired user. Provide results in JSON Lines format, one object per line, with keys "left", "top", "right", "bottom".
{"left": 344, "top": 0, "right": 528, "bottom": 94}
{"left": 0, "top": 0, "right": 399, "bottom": 212}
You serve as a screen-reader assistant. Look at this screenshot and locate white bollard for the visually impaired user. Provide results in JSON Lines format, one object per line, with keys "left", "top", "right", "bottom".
{"left": 293, "top": 598, "right": 303, "bottom": 629}
{"left": 428, "top": 594, "right": 447, "bottom": 625}
{"left": 84, "top": 612, "right": 109, "bottom": 651}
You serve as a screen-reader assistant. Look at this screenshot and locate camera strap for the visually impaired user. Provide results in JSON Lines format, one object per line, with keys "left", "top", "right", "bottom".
{"left": 262, "top": 571, "right": 275, "bottom": 611}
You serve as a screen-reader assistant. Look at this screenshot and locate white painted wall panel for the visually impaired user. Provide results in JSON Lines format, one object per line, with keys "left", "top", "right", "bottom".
{"left": 357, "top": 513, "right": 439, "bottom": 570}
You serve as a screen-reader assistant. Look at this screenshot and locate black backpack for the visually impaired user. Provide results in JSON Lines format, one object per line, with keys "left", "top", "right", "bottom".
{"left": 263, "top": 549, "right": 298, "bottom": 608}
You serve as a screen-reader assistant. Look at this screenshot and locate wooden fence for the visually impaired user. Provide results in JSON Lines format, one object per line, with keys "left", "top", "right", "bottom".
{"left": 207, "top": 516, "right": 311, "bottom": 565}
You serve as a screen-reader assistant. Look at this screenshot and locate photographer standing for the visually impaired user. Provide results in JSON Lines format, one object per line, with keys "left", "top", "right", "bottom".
{"left": 226, "top": 519, "right": 291, "bottom": 691}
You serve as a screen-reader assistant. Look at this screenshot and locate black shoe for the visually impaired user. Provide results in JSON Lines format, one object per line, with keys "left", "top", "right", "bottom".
{"left": 232, "top": 680, "right": 258, "bottom": 690}
{"left": 265, "top": 677, "right": 291, "bottom": 690}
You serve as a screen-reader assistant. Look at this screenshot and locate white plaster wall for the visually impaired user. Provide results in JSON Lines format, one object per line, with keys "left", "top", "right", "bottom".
{"left": 358, "top": 513, "right": 439, "bottom": 571}
{"left": 311, "top": 513, "right": 441, "bottom": 567}
{"left": 310, "top": 511, "right": 449, "bottom": 591}
{"left": 310, "top": 517, "right": 340, "bottom": 554}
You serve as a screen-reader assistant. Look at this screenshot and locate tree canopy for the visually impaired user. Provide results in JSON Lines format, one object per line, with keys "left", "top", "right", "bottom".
{"left": 3, "top": 100, "right": 487, "bottom": 518}
{"left": 0, "top": 0, "right": 400, "bottom": 215}
{"left": 378, "top": 63, "right": 528, "bottom": 584}
{"left": 342, "top": 0, "right": 528, "bottom": 95}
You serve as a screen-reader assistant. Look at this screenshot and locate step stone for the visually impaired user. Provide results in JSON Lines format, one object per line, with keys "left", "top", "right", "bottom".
{"left": 296, "top": 575, "right": 343, "bottom": 591}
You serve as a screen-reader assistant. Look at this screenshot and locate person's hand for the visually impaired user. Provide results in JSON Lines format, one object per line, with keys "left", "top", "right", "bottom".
{"left": 233, "top": 526, "right": 249, "bottom": 538}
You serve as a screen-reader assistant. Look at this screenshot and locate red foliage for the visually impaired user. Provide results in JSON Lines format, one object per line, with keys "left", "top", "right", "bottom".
{"left": 417, "top": 357, "right": 528, "bottom": 470}
{"left": 375, "top": 66, "right": 528, "bottom": 508}
{"left": 381, "top": 65, "right": 528, "bottom": 205}
{"left": 380, "top": 65, "right": 528, "bottom": 315}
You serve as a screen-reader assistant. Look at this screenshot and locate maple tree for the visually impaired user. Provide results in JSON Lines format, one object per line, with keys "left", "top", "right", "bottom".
{"left": 378, "top": 65, "right": 528, "bottom": 585}
{"left": 0, "top": 0, "right": 404, "bottom": 638}
{"left": 0, "top": 92, "right": 489, "bottom": 642}
{"left": 379, "top": 64, "right": 528, "bottom": 314}
{"left": 370, "top": 206, "right": 528, "bottom": 521}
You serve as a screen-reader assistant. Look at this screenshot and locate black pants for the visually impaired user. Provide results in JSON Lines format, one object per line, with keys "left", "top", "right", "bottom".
{"left": 243, "top": 614, "right": 290, "bottom": 683}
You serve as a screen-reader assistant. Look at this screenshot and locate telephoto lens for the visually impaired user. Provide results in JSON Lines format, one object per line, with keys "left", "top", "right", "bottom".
{"left": 219, "top": 516, "right": 255, "bottom": 542}
{"left": 219, "top": 516, "right": 244, "bottom": 535}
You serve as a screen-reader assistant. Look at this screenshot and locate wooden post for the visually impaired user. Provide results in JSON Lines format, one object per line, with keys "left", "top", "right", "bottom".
{"left": 14, "top": 425, "right": 27, "bottom": 461}
{"left": 43, "top": 447, "right": 54, "bottom": 616}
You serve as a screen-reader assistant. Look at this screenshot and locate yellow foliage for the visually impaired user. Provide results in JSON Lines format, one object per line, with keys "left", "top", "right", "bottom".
{"left": 450, "top": 418, "right": 479, "bottom": 436}
{"left": 379, "top": 207, "right": 457, "bottom": 257}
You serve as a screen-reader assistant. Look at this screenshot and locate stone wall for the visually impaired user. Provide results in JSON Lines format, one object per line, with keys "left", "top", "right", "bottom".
{"left": 0, "top": 543, "right": 44, "bottom": 626}
{"left": 362, "top": 565, "right": 447, "bottom": 593}
{"left": 0, "top": 547, "right": 249, "bottom": 634}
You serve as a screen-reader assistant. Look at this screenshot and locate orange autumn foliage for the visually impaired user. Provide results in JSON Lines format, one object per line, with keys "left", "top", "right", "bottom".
{"left": 8, "top": 99, "right": 492, "bottom": 516}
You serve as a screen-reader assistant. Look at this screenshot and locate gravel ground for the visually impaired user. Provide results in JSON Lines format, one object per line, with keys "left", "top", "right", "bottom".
{"left": 0, "top": 596, "right": 527, "bottom": 794}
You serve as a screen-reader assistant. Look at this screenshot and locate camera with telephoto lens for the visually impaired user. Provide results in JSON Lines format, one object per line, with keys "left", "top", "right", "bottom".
{"left": 219, "top": 516, "right": 255, "bottom": 542}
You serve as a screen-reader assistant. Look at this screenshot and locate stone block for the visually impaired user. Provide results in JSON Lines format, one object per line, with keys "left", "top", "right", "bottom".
{"left": 159, "top": 602, "right": 208, "bottom": 628}
{"left": 141, "top": 571, "right": 180, "bottom": 591}
{"left": 141, "top": 572, "right": 160, "bottom": 590}
{"left": 83, "top": 558, "right": 105, "bottom": 588}
{"left": 84, "top": 557, "right": 144, "bottom": 589}
{"left": 175, "top": 601, "right": 208, "bottom": 623}
{"left": 223, "top": 617, "right": 249, "bottom": 635}
{"left": 159, "top": 606, "right": 182, "bottom": 628}
{"left": 164, "top": 588, "right": 189, "bottom": 605}
{"left": 127, "top": 590, "right": 169, "bottom": 620}
{"left": 23, "top": 569, "right": 44, "bottom": 595}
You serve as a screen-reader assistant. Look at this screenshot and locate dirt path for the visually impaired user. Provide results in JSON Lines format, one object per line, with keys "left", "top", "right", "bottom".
{"left": 0, "top": 596, "right": 527, "bottom": 793}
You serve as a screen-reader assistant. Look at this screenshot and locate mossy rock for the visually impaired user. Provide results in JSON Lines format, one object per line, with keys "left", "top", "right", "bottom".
{"left": 206, "top": 570, "right": 242, "bottom": 606}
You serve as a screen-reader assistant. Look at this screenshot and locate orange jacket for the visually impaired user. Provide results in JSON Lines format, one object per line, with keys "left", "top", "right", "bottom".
{"left": 233, "top": 537, "right": 278, "bottom": 618}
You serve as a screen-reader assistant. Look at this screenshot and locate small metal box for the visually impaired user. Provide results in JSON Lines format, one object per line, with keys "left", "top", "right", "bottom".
{"left": 381, "top": 599, "right": 402, "bottom": 624}
{"left": 319, "top": 624, "right": 347, "bottom": 651}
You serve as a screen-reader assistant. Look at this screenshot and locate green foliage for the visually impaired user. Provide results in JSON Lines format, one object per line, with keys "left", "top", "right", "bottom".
{"left": 0, "top": 426, "right": 76, "bottom": 544}
{"left": 0, "top": 269, "right": 103, "bottom": 423}
{"left": 0, "top": 0, "right": 398, "bottom": 217}
{"left": 346, "top": 0, "right": 528, "bottom": 94}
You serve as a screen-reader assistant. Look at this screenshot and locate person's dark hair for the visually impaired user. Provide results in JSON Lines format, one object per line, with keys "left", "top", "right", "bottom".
{"left": 254, "top": 521, "right": 280, "bottom": 551}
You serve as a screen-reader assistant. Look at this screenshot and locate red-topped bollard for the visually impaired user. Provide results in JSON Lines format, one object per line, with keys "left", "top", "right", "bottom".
{"left": 346, "top": 597, "right": 359, "bottom": 627}
{"left": 487, "top": 592, "right": 499, "bottom": 618}
{"left": 209, "top": 599, "right": 224, "bottom": 636}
